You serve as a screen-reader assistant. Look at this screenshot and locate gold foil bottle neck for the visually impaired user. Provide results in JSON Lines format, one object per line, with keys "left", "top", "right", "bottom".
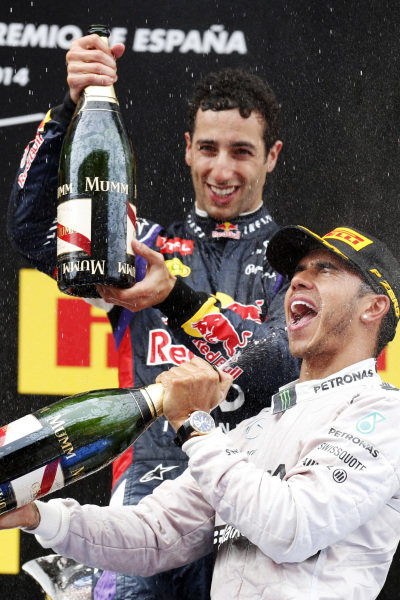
{"left": 83, "top": 85, "right": 119, "bottom": 105}
{"left": 141, "top": 383, "right": 164, "bottom": 418}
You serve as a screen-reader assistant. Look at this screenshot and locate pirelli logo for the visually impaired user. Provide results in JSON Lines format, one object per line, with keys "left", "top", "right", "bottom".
{"left": 323, "top": 227, "right": 374, "bottom": 251}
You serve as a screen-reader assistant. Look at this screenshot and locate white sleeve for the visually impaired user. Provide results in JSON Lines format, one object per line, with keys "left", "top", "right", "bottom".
{"left": 21, "top": 469, "right": 215, "bottom": 576}
{"left": 184, "top": 397, "right": 400, "bottom": 564}
{"left": 23, "top": 500, "right": 71, "bottom": 547}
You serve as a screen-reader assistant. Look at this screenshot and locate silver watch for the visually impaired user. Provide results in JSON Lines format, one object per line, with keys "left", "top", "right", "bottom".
{"left": 174, "top": 410, "right": 215, "bottom": 447}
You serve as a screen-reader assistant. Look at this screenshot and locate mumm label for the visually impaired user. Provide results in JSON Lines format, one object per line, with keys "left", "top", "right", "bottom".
{"left": 57, "top": 177, "right": 129, "bottom": 198}
{"left": 46, "top": 414, "right": 76, "bottom": 460}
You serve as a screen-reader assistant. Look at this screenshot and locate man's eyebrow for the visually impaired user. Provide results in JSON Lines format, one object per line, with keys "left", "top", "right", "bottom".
{"left": 294, "top": 260, "right": 339, "bottom": 273}
{"left": 196, "top": 139, "right": 257, "bottom": 150}
{"left": 230, "top": 141, "right": 257, "bottom": 150}
{"left": 316, "top": 260, "right": 339, "bottom": 269}
{"left": 293, "top": 263, "right": 306, "bottom": 273}
{"left": 196, "top": 138, "right": 216, "bottom": 145}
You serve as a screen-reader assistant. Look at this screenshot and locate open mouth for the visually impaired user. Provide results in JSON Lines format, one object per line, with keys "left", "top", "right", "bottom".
{"left": 209, "top": 184, "right": 238, "bottom": 202}
{"left": 290, "top": 300, "right": 318, "bottom": 328}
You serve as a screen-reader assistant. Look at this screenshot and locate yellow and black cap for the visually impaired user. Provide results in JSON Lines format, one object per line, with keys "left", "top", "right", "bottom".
{"left": 267, "top": 225, "right": 400, "bottom": 340}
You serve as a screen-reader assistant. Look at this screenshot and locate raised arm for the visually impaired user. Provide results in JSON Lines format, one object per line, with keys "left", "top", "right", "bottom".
{"left": 7, "top": 33, "right": 125, "bottom": 276}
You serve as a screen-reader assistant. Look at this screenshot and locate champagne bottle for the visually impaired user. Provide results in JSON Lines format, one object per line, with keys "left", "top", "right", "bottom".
{"left": 57, "top": 24, "right": 136, "bottom": 298}
{"left": 0, "top": 384, "right": 163, "bottom": 515}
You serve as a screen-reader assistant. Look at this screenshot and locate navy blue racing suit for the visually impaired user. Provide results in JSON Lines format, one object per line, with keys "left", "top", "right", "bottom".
{"left": 8, "top": 95, "right": 300, "bottom": 600}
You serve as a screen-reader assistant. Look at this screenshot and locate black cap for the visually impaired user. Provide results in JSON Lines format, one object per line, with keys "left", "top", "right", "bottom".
{"left": 267, "top": 225, "right": 400, "bottom": 340}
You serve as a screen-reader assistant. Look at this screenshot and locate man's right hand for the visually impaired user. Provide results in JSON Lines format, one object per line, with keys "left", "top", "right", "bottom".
{"left": 156, "top": 357, "right": 233, "bottom": 432}
{"left": 66, "top": 34, "right": 125, "bottom": 104}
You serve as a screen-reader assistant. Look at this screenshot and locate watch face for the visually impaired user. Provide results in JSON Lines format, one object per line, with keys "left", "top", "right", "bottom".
{"left": 190, "top": 411, "right": 215, "bottom": 434}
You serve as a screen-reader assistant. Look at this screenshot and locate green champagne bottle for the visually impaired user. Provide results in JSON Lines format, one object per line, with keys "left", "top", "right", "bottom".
{"left": 0, "top": 384, "right": 163, "bottom": 515}
{"left": 57, "top": 24, "right": 136, "bottom": 298}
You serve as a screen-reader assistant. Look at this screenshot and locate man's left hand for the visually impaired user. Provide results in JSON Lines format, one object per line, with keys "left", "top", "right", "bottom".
{"left": 97, "top": 238, "right": 176, "bottom": 311}
{"left": 0, "top": 503, "right": 40, "bottom": 531}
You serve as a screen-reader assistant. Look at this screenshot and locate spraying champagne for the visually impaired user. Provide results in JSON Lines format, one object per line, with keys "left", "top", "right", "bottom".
{"left": 0, "top": 384, "right": 163, "bottom": 515}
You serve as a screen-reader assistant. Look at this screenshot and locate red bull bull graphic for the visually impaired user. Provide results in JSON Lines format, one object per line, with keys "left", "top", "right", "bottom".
{"left": 190, "top": 313, "right": 252, "bottom": 358}
{"left": 212, "top": 222, "right": 241, "bottom": 239}
{"left": 17, "top": 131, "right": 44, "bottom": 189}
{"left": 225, "top": 299, "right": 264, "bottom": 323}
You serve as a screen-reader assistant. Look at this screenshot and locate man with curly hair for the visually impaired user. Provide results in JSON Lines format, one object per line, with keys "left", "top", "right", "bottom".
{"left": 8, "top": 32, "right": 299, "bottom": 600}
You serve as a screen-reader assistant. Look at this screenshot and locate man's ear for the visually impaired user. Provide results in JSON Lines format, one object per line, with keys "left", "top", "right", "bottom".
{"left": 361, "top": 295, "right": 390, "bottom": 324}
{"left": 184, "top": 132, "right": 192, "bottom": 166}
{"left": 266, "top": 140, "right": 283, "bottom": 173}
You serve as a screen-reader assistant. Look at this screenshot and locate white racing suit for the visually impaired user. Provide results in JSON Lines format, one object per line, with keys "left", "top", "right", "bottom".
{"left": 30, "top": 358, "right": 400, "bottom": 599}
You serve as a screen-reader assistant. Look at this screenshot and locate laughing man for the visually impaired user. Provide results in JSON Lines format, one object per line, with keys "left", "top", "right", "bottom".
{"left": 2, "top": 224, "right": 400, "bottom": 600}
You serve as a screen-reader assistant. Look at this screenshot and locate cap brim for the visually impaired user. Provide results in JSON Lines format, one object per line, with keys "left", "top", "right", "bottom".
{"left": 266, "top": 225, "right": 351, "bottom": 279}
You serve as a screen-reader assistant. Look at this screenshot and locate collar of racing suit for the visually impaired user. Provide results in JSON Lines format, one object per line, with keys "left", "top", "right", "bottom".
{"left": 185, "top": 203, "right": 276, "bottom": 240}
{"left": 272, "top": 358, "right": 383, "bottom": 414}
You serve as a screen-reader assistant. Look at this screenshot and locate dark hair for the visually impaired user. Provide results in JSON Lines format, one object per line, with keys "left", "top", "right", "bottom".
{"left": 186, "top": 68, "right": 280, "bottom": 156}
{"left": 358, "top": 281, "right": 393, "bottom": 356}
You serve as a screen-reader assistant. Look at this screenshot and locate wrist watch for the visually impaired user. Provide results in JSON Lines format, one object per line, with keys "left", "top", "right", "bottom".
{"left": 174, "top": 410, "right": 215, "bottom": 447}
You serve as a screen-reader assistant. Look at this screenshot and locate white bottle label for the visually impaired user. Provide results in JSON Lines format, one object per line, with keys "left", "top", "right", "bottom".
{"left": 0, "top": 414, "right": 42, "bottom": 447}
{"left": 57, "top": 198, "right": 92, "bottom": 256}
{"left": 11, "top": 460, "right": 65, "bottom": 507}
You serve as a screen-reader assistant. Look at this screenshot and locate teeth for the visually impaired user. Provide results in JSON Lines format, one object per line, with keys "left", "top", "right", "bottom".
{"left": 290, "top": 300, "right": 317, "bottom": 324}
{"left": 291, "top": 300, "right": 315, "bottom": 315}
{"left": 210, "top": 185, "right": 236, "bottom": 197}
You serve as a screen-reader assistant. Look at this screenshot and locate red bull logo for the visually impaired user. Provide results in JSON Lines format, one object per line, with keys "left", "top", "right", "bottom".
{"left": 191, "top": 339, "right": 243, "bottom": 379}
{"left": 212, "top": 222, "right": 241, "bottom": 240}
{"left": 147, "top": 329, "right": 194, "bottom": 366}
{"left": 17, "top": 132, "right": 44, "bottom": 189}
{"left": 225, "top": 299, "right": 264, "bottom": 323}
{"left": 191, "top": 313, "right": 252, "bottom": 357}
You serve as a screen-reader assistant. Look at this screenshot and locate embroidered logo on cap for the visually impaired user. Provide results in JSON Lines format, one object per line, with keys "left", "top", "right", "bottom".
{"left": 323, "top": 227, "right": 373, "bottom": 251}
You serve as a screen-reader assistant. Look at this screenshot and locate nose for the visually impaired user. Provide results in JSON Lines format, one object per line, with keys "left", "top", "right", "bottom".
{"left": 211, "top": 151, "right": 235, "bottom": 182}
{"left": 290, "top": 268, "right": 314, "bottom": 291}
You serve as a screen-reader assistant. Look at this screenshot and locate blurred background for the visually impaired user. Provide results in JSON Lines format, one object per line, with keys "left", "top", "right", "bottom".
{"left": 1, "top": 1, "right": 399, "bottom": 597}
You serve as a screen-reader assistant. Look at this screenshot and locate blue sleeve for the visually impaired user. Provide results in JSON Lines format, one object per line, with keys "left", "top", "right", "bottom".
{"left": 155, "top": 277, "right": 300, "bottom": 403}
{"left": 7, "top": 94, "right": 76, "bottom": 277}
